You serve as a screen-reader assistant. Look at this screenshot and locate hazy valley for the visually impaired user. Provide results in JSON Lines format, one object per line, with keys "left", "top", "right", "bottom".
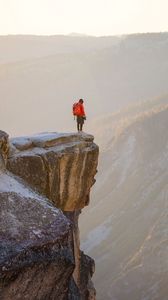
{"left": 0, "top": 33, "right": 168, "bottom": 136}
{"left": 80, "top": 96, "right": 168, "bottom": 300}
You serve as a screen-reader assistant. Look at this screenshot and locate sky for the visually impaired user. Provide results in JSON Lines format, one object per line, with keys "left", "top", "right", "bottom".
{"left": 0, "top": 0, "right": 168, "bottom": 36}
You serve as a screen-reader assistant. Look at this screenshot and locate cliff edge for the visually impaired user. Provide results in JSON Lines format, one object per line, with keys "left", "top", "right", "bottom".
{"left": 0, "top": 131, "right": 99, "bottom": 300}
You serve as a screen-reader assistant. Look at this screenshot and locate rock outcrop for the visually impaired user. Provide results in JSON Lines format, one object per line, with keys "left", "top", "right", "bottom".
{"left": 0, "top": 131, "right": 99, "bottom": 299}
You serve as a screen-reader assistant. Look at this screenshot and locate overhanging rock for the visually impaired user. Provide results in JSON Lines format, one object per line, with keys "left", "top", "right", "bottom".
{"left": 7, "top": 132, "right": 99, "bottom": 211}
{"left": 0, "top": 131, "right": 99, "bottom": 299}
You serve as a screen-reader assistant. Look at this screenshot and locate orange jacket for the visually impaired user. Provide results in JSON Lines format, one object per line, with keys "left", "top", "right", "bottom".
{"left": 76, "top": 103, "right": 86, "bottom": 117}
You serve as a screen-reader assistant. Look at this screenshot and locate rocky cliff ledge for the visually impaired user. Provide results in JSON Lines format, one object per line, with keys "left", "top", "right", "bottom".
{"left": 0, "top": 131, "right": 99, "bottom": 300}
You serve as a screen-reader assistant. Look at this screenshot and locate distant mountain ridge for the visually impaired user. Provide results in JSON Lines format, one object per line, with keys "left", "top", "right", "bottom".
{"left": 80, "top": 96, "right": 168, "bottom": 300}
{"left": 86, "top": 94, "right": 168, "bottom": 150}
{"left": 0, "top": 34, "right": 121, "bottom": 64}
{"left": 0, "top": 32, "right": 168, "bottom": 136}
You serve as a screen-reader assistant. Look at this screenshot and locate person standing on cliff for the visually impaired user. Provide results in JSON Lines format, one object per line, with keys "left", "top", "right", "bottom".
{"left": 73, "top": 99, "right": 86, "bottom": 132}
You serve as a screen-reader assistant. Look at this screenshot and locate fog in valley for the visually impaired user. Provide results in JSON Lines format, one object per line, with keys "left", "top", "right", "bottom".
{"left": 1, "top": 33, "right": 168, "bottom": 299}
{"left": 1, "top": 33, "right": 168, "bottom": 136}
{"left": 80, "top": 95, "right": 168, "bottom": 299}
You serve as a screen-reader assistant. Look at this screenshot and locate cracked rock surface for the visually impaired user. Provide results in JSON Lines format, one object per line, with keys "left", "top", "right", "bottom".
{"left": 0, "top": 131, "right": 99, "bottom": 299}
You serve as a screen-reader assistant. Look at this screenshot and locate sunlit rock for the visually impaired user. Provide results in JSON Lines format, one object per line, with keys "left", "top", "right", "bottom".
{"left": 0, "top": 131, "right": 99, "bottom": 299}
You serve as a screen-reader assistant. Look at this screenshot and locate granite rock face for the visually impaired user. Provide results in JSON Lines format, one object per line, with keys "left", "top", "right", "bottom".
{"left": 0, "top": 131, "right": 99, "bottom": 299}
{"left": 7, "top": 132, "right": 98, "bottom": 211}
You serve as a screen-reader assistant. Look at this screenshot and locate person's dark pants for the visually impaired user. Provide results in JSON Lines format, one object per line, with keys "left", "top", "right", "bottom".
{"left": 77, "top": 116, "right": 84, "bottom": 131}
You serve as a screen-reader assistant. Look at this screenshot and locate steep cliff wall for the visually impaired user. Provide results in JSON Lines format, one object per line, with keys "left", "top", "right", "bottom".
{"left": 0, "top": 131, "right": 98, "bottom": 299}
